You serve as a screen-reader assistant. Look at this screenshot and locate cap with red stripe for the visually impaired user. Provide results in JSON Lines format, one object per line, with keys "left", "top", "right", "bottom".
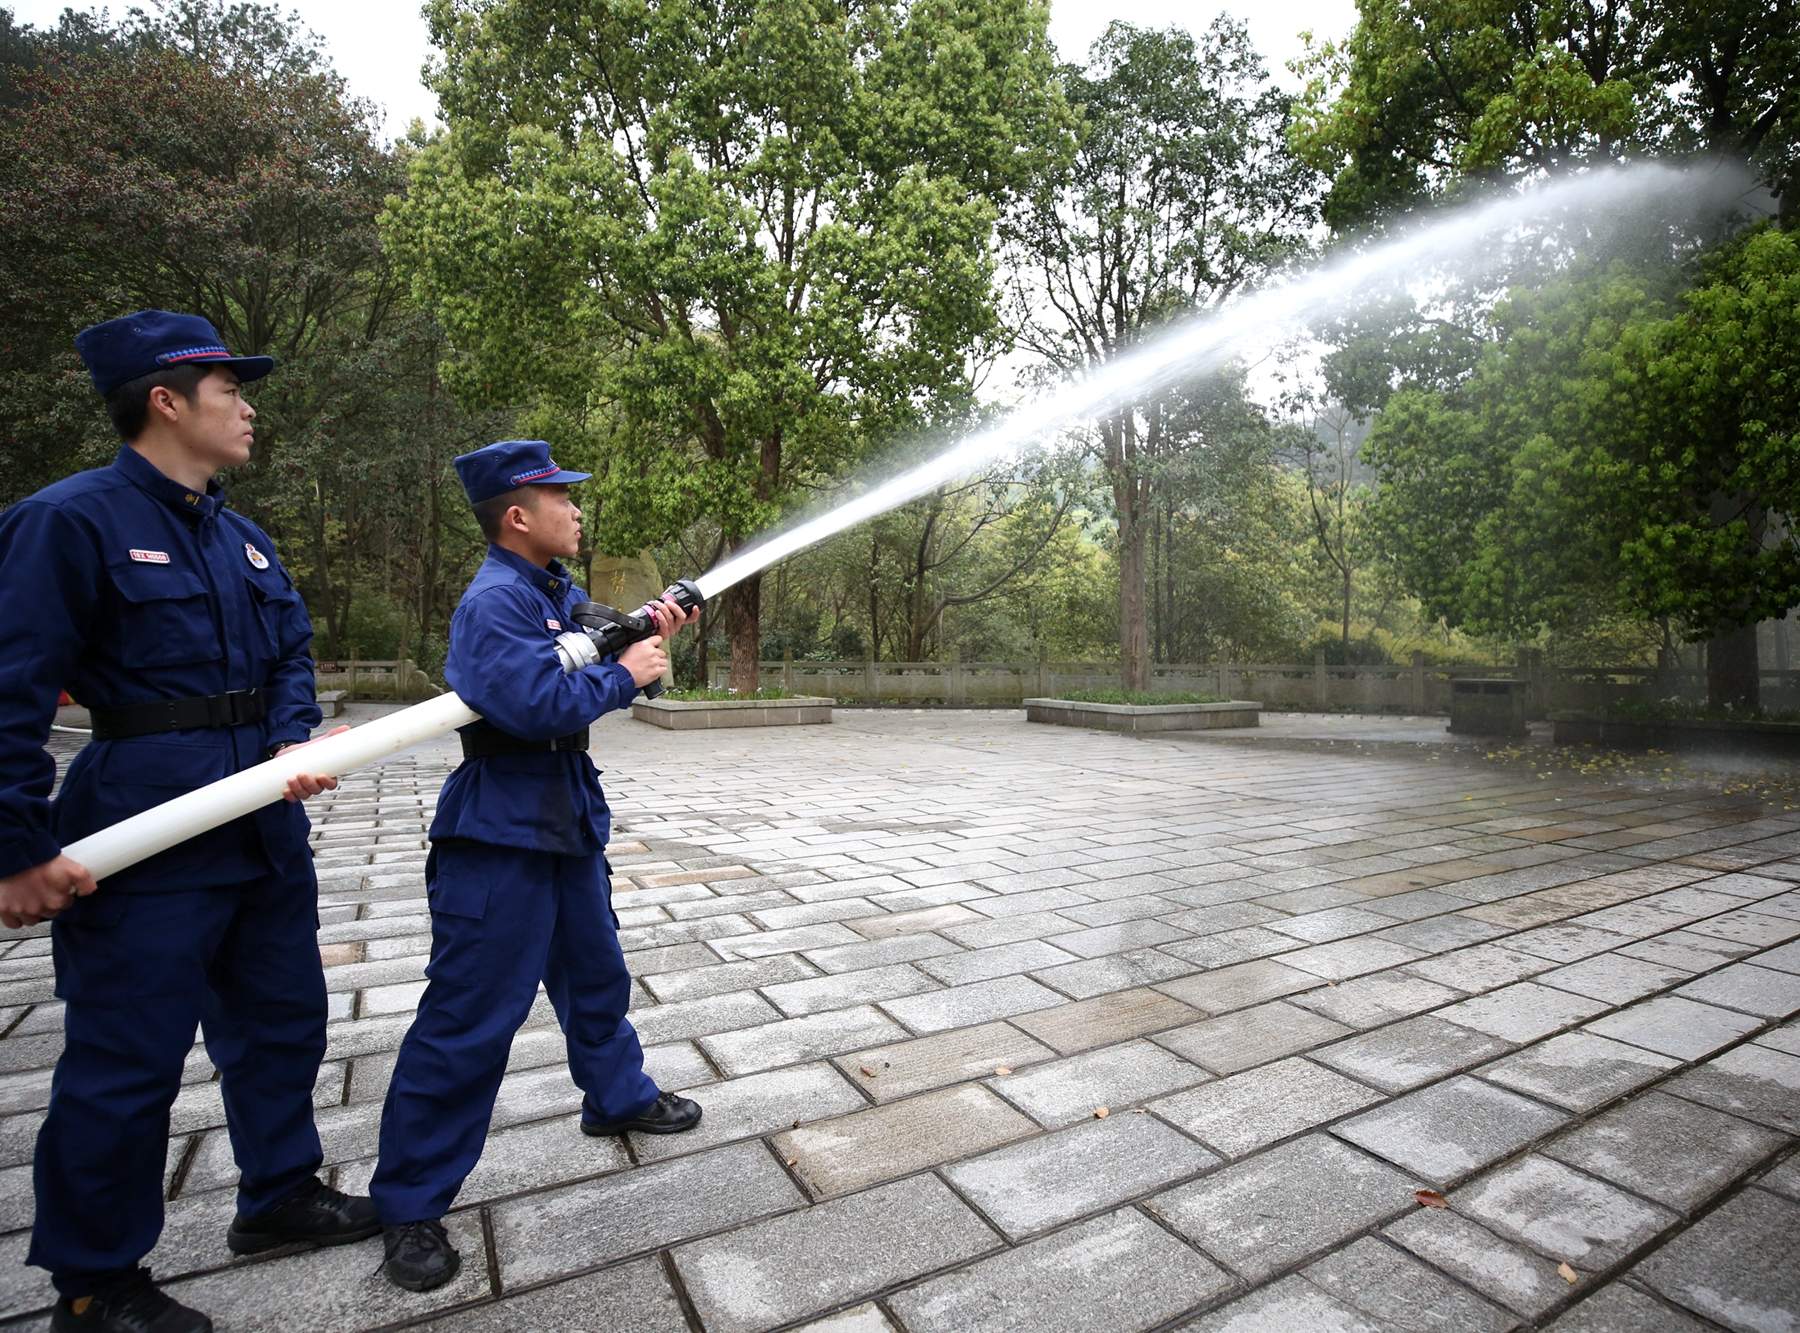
{"left": 74, "top": 310, "right": 275, "bottom": 396}
{"left": 453, "top": 440, "right": 592, "bottom": 507}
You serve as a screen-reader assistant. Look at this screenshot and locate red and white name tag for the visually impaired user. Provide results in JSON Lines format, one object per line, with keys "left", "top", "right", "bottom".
{"left": 546, "top": 619, "right": 562, "bottom": 631}
{"left": 128, "top": 549, "right": 170, "bottom": 564}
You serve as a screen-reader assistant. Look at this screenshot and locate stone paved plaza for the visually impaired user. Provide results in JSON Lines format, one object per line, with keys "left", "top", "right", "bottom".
{"left": 4, "top": 708, "right": 1799, "bottom": 1331}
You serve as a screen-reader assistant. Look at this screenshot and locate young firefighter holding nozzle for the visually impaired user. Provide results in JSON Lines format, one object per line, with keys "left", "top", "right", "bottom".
{"left": 0, "top": 311, "right": 379, "bottom": 1333}
{"left": 369, "top": 439, "right": 701, "bottom": 1292}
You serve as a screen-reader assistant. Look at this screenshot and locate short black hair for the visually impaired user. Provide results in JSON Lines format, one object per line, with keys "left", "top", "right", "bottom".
{"left": 472, "top": 485, "right": 541, "bottom": 541}
{"left": 102, "top": 363, "right": 214, "bottom": 439}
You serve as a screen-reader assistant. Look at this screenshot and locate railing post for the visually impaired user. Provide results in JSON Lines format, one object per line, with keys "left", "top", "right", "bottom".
{"left": 782, "top": 649, "right": 794, "bottom": 694}
{"left": 1411, "top": 651, "right": 1426, "bottom": 713}
{"left": 948, "top": 647, "right": 964, "bottom": 705}
{"left": 1036, "top": 646, "right": 1048, "bottom": 699}
{"left": 863, "top": 655, "right": 876, "bottom": 704}
{"left": 1314, "top": 646, "right": 1328, "bottom": 708}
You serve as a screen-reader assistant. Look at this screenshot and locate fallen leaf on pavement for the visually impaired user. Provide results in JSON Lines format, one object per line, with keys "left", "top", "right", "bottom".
{"left": 1414, "top": 1189, "right": 1449, "bottom": 1209}
{"left": 1557, "top": 1262, "right": 1578, "bottom": 1284}
{"left": 994, "top": 1066, "right": 1012, "bottom": 1076}
{"left": 858, "top": 1065, "right": 878, "bottom": 1078}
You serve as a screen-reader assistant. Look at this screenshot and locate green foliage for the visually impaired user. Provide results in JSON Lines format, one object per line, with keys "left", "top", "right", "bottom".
{"left": 384, "top": 0, "right": 1071, "bottom": 686}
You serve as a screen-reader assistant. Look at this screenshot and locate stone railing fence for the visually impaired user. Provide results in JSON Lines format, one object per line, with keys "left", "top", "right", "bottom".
{"left": 709, "top": 651, "right": 1800, "bottom": 716}
{"left": 314, "top": 658, "right": 442, "bottom": 702}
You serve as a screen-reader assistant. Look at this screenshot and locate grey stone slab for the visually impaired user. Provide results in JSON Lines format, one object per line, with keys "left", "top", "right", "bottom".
{"left": 1536, "top": 954, "right": 1692, "bottom": 1005}
{"left": 1010, "top": 986, "right": 1202, "bottom": 1055}
{"left": 1161, "top": 927, "right": 1300, "bottom": 968}
{"left": 673, "top": 1174, "right": 999, "bottom": 1333}
{"left": 1060, "top": 893, "right": 1182, "bottom": 927}
{"left": 1148, "top": 1133, "right": 1413, "bottom": 1280}
{"left": 1052, "top": 918, "right": 1191, "bottom": 958}
{"left": 991, "top": 1039, "right": 1209, "bottom": 1128}
{"left": 1584, "top": 996, "right": 1763, "bottom": 1061}
{"left": 890, "top": 1206, "right": 1232, "bottom": 1333}
{"left": 1302, "top": 1236, "right": 1519, "bottom": 1332}
{"left": 422, "top": 1256, "right": 688, "bottom": 1333}
{"left": 1154, "top": 959, "right": 1324, "bottom": 1015}
{"left": 1758, "top": 1152, "right": 1800, "bottom": 1200}
{"left": 1332, "top": 1076, "right": 1569, "bottom": 1185}
{"left": 1154, "top": 1001, "right": 1354, "bottom": 1076}
{"left": 833, "top": 1021, "right": 1056, "bottom": 1103}
{"left": 1437, "top": 982, "right": 1611, "bottom": 1044}
{"left": 1636, "top": 1186, "right": 1800, "bottom": 1330}
{"left": 1362, "top": 888, "right": 1482, "bottom": 922}
{"left": 1282, "top": 936, "right": 1426, "bottom": 980}
{"left": 490, "top": 1139, "right": 803, "bottom": 1287}
{"left": 1150, "top": 1056, "right": 1382, "bottom": 1158}
{"left": 1405, "top": 944, "right": 1557, "bottom": 993}
{"left": 1384, "top": 1208, "right": 1578, "bottom": 1319}
{"left": 1478, "top": 1029, "right": 1675, "bottom": 1111}
{"left": 789, "top": 1304, "right": 899, "bottom": 1333}
{"left": 945, "top": 1111, "right": 1219, "bottom": 1240}
{"left": 1753, "top": 938, "right": 1800, "bottom": 975}
{"left": 1684, "top": 909, "right": 1800, "bottom": 949}
{"left": 1542, "top": 1283, "right": 1711, "bottom": 1332}
{"left": 759, "top": 963, "right": 935, "bottom": 1018}
{"left": 1541, "top": 1090, "right": 1788, "bottom": 1214}
{"left": 627, "top": 990, "right": 784, "bottom": 1045}
{"left": 916, "top": 939, "right": 1080, "bottom": 987}
{"left": 712, "top": 922, "right": 866, "bottom": 959}
{"left": 1289, "top": 971, "right": 1465, "bottom": 1030}
{"left": 1031, "top": 946, "right": 1196, "bottom": 1000}
{"left": 1618, "top": 929, "right": 1755, "bottom": 972}
{"left": 1162, "top": 901, "right": 1290, "bottom": 935}
{"left": 641, "top": 953, "right": 820, "bottom": 1003}
{"left": 1376, "top": 915, "right": 1513, "bottom": 954}
{"left": 801, "top": 933, "right": 963, "bottom": 974}
{"left": 774, "top": 1083, "right": 1036, "bottom": 1198}
{"left": 1180, "top": 1276, "right": 1384, "bottom": 1331}
{"left": 1662, "top": 1042, "right": 1800, "bottom": 1132}
{"left": 880, "top": 975, "right": 1065, "bottom": 1035}
{"left": 964, "top": 886, "right": 1094, "bottom": 918}
{"left": 1757, "top": 1021, "right": 1800, "bottom": 1056}
{"left": 161, "top": 1212, "right": 489, "bottom": 1332}
{"left": 1267, "top": 905, "right": 1396, "bottom": 944}
{"left": 1504, "top": 924, "right": 1640, "bottom": 964}
{"left": 1455, "top": 1154, "right": 1677, "bottom": 1270}
{"left": 633, "top": 1062, "right": 870, "bottom": 1163}
{"left": 1314, "top": 1015, "right": 1515, "bottom": 1093}
{"left": 1676, "top": 963, "right": 1800, "bottom": 1019}
{"left": 699, "top": 1005, "right": 910, "bottom": 1077}
{"left": 939, "top": 910, "right": 1083, "bottom": 949}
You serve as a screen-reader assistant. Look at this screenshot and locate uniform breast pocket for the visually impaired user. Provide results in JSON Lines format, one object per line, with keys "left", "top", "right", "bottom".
{"left": 106, "top": 561, "right": 222, "bottom": 668}
{"left": 243, "top": 565, "right": 300, "bottom": 655}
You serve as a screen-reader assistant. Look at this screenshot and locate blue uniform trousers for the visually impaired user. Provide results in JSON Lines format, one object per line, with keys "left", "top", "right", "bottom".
{"left": 28, "top": 874, "right": 327, "bottom": 1296}
{"left": 369, "top": 842, "right": 655, "bottom": 1224}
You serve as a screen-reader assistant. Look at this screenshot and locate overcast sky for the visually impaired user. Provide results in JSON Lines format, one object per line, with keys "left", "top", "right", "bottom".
{"left": 8, "top": 0, "right": 1359, "bottom": 139}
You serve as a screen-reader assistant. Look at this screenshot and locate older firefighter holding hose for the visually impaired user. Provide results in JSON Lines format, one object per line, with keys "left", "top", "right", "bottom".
{"left": 0, "top": 312, "right": 378, "bottom": 1333}
{"left": 369, "top": 440, "right": 702, "bottom": 1293}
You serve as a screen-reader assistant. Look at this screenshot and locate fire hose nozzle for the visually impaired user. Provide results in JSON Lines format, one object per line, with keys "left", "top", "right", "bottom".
{"left": 560, "top": 577, "right": 706, "bottom": 697}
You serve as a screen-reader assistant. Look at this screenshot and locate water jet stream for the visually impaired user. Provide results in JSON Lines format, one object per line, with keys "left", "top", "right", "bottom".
{"left": 62, "top": 163, "right": 1741, "bottom": 880}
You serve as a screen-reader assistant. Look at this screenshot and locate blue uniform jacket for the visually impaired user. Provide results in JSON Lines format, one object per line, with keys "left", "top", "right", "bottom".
{"left": 429, "top": 546, "right": 638, "bottom": 856}
{"left": 0, "top": 447, "right": 320, "bottom": 891}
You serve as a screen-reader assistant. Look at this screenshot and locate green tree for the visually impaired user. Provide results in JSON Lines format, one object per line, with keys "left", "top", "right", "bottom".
{"left": 385, "top": 0, "right": 1069, "bottom": 690}
{"left": 1007, "top": 19, "right": 1317, "bottom": 689}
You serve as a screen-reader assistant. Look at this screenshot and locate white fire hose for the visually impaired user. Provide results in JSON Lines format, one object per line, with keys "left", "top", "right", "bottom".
{"left": 59, "top": 631, "right": 606, "bottom": 883}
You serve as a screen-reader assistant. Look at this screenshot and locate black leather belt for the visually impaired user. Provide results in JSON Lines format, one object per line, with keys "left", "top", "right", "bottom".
{"left": 459, "top": 723, "right": 590, "bottom": 759}
{"left": 88, "top": 689, "right": 265, "bottom": 740}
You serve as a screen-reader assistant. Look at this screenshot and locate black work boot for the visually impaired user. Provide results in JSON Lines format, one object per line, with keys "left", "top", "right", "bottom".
{"left": 50, "top": 1268, "right": 212, "bottom": 1333}
{"left": 381, "top": 1219, "right": 461, "bottom": 1293}
{"left": 225, "top": 1175, "right": 381, "bottom": 1255}
{"left": 581, "top": 1090, "right": 702, "bottom": 1136}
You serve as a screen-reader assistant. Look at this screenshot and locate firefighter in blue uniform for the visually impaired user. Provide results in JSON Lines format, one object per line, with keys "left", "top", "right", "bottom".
{"left": 371, "top": 439, "right": 701, "bottom": 1292}
{"left": 0, "top": 311, "right": 379, "bottom": 1333}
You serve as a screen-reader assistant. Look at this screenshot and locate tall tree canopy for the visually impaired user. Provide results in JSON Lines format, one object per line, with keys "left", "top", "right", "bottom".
{"left": 1007, "top": 18, "right": 1317, "bottom": 689}
{"left": 385, "top": 0, "right": 1070, "bottom": 689}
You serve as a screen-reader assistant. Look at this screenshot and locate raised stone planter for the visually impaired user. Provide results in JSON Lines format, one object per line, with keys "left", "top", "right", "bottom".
{"left": 1553, "top": 712, "right": 1800, "bottom": 758}
{"left": 633, "top": 695, "right": 834, "bottom": 730}
{"left": 1023, "top": 698, "right": 1261, "bottom": 734}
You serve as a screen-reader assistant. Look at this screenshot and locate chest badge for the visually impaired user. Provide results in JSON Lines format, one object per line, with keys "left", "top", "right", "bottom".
{"left": 546, "top": 619, "right": 562, "bottom": 631}
{"left": 128, "top": 548, "right": 170, "bottom": 564}
{"left": 244, "top": 542, "right": 270, "bottom": 570}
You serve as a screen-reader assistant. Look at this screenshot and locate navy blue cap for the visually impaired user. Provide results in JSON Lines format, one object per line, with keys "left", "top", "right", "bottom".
{"left": 453, "top": 440, "right": 592, "bottom": 507}
{"left": 74, "top": 309, "right": 275, "bottom": 396}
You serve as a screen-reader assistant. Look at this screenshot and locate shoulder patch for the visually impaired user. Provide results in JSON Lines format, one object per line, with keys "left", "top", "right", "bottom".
{"left": 244, "top": 542, "right": 270, "bottom": 570}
